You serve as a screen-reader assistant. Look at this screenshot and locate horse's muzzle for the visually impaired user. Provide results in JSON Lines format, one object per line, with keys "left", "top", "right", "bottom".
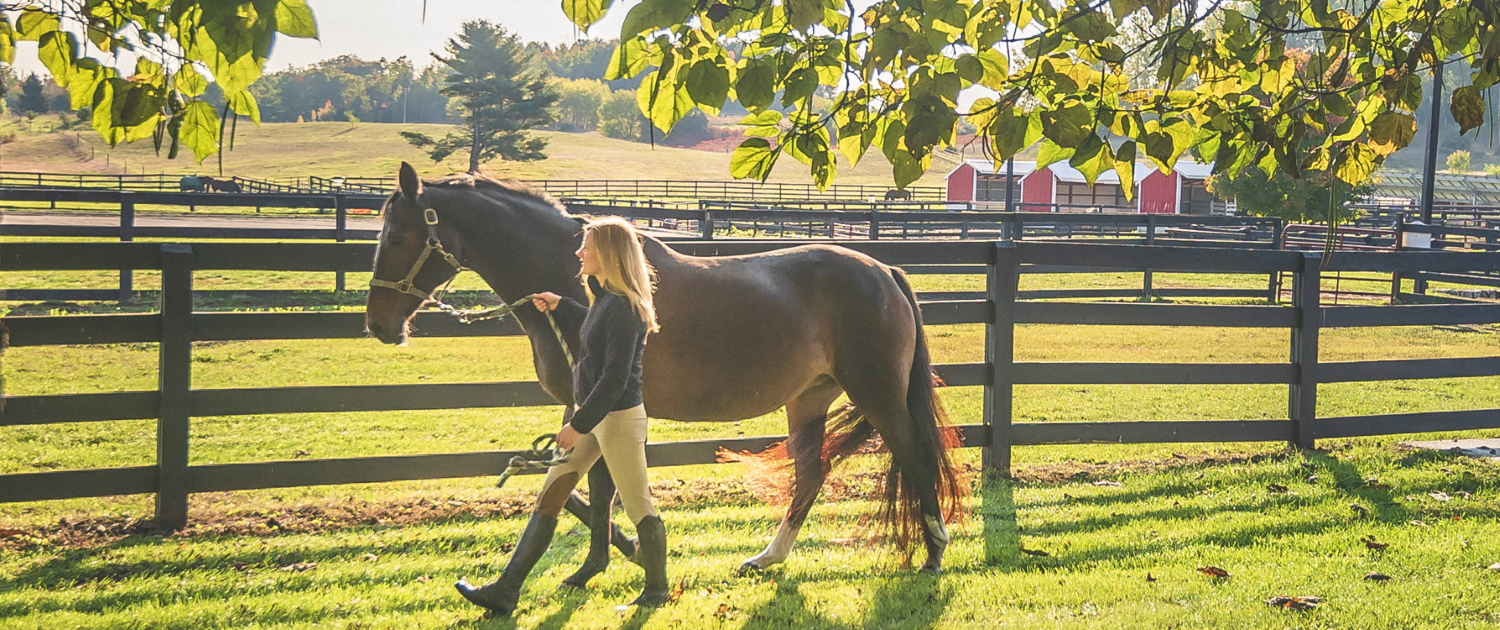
{"left": 365, "top": 320, "right": 408, "bottom": 345}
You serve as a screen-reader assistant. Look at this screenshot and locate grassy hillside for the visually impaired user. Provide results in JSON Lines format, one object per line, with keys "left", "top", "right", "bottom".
{"left": 0, "top": 117, "right": 956, "bottom": 187}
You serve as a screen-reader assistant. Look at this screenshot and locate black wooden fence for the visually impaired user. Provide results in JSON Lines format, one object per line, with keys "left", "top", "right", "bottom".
{"left": 5, "top": 240, "right": 1500, "bottom": 528}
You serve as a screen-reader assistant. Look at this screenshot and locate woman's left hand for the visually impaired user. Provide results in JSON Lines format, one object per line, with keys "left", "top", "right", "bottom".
{"left": 555, "top": 423, "right": 580, "bottom": 451}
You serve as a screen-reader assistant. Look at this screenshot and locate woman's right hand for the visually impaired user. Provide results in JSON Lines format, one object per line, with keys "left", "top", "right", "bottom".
{"left": 531, "top": 292, "right": 562, "bottom": 312}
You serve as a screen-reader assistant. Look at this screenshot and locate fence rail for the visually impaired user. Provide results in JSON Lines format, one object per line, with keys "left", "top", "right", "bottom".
{"left": 0, "top": 170, "right": 945, "bottom": 201}
{"left": 6, "top": 240, "right": 1500, "bottom": 529}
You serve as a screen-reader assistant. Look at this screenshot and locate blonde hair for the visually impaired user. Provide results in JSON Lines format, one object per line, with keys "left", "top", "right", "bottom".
{"left": 582, "top": 217, "right": 660, "bottom": 333}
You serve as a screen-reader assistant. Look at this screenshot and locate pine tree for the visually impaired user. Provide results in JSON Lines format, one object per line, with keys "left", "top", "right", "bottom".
{"left": 400, "top": 21, "right": 558, "bottom": 172}
{"left": 18, "top": 74, "right": 48, "bottom": 114}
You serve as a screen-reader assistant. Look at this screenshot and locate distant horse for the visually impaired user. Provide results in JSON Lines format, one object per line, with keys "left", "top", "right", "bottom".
{"left": 179, "top": 175, "right": 207, "bottom": 192}
{"left": 206, "top": 178, "right": 242, "bottom": 193}
{"left": 884, "top": 189, "right": 913, "bottom": 201}
{"left": 365, "top": 163, "right": 964, "bottom": 574}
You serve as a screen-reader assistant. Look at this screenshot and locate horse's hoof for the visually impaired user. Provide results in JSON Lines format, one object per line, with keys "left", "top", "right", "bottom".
{"left": 918, "top": 564, "right": 943, "bottom": 575}
{"left": 736, "top": 561, "right": 765, "bottom": 577}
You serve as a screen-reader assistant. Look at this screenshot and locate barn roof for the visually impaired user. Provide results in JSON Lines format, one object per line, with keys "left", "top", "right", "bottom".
{"left": 1373, "top": 171, "right": 1500, "bottom": 204}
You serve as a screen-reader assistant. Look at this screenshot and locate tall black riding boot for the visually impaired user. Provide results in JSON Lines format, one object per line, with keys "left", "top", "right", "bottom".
{"left": 562, "top": 463, "right": 618, "bottom": 588}
{"left": 455, "top": 512, "right": 557, "bottom": 616}
{"left": 629, "top": 515, "right": 670, "bottom": 607}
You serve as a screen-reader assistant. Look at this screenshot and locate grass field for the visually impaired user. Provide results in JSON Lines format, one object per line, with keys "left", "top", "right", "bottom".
{"left": 5, "top": 257, "right": 1500, "bottom": 627}
{"left": 0, "top": 116, "right": 957, "bottom": 187}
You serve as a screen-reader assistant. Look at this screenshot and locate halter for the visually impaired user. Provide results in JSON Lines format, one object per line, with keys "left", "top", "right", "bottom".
{"left": 368, "top": 199, "right": 576, "bottom": 368}
{"left": 369, "top": 206, "right": 466, "bottom": 301}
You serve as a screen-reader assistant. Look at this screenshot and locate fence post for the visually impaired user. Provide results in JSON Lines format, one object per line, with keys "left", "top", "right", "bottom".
{"left": 1289, "top": 252, "right": 1321, "bottom": 450}
{"left": 1390, "top": 214, "right": 1405, "bottom": 304}
{"left": 119, "top": 192, "right": 135, "bottom": 304}
{"left": 156, "top": 244, "right": 194, "bottom": 530}
{"left": 869, "top": 210, "right": 880, "bottom": 240}
{"left": 335, "top": 194, "right": 348, "bottom": 292}
{"left": 1009, "top": 214, "right": 1024, "bottom": 241}
{"left": 700, "top": 208, "right": 714, "bottom": 240}
{"left": 1143, "top": 214, "right": 1156, "bottom": 300}
{"left": 1269, "top": 218, "right": 1285, "bottom": 303}
{"left": 983, "top": 241, "right": 1019, "bottom": 477}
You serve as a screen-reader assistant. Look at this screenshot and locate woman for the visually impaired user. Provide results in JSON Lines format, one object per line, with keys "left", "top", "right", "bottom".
{"left": 456, "top": 216, "right": 666, "bottom": 616}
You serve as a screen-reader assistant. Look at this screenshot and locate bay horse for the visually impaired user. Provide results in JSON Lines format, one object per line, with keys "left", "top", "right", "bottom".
{"left": 365, "top": 162, "right": 964, "bottom": 574}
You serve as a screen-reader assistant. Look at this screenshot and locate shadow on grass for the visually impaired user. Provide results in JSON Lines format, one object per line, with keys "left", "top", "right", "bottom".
{"left": 737, "top": 569, "right": 950, "bottom": 629}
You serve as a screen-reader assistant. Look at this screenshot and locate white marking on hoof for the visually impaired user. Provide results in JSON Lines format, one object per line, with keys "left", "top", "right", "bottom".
{"left": 925, "top": 515, "right": 950, "bottom": 545}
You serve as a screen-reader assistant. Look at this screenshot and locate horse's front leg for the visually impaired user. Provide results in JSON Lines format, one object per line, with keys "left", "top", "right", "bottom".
{"left": 741, "top": 396, "right": 834, "bottom": 574}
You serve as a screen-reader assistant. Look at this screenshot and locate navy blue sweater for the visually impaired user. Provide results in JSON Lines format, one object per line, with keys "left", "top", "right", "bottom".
{"left": 552, "top": 278, "right": 649, "bottom": 434}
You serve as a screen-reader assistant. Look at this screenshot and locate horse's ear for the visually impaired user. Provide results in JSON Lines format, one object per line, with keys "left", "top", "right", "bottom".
{"left": 398, "top": 162, "right": 423, "bottom": 201}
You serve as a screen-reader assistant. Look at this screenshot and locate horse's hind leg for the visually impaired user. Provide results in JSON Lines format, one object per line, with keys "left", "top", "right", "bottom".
{"left": 741, "top": 383, "right": 841, "bottom": 573}
{"left": 840, "top": 378, "right": 951, "bottom": 573}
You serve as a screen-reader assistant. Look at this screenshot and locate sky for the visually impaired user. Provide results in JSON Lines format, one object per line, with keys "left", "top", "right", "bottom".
{"left": 9, "top": 0, "right": 640, "bottom": 76}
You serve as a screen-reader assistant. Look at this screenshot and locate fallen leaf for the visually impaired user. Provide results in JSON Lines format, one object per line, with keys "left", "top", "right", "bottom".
{"left": 0, "top": 528, "right": 29, "bottom": 538}
{"left": 1145, "top": 573, "right": 1157, "bottom": 582}
{"left": 1267, "top": 484, "right": 1289, "bottom": 493}
{"left": 1306, "top": 474, "right": 1319, "bottom": 483}
{"left": 1197, "top": 566, "right": 1231, "bottom": 578}
{"left": 713, "top": 603, "right": 736, "bottom": 618}
{"left": 669, "top": 580, "right": 685, "bottom": 602}
{"left": 1092, "top": 480, "right": 1122, "bottom": 487}
{"left": 1266, "top": 595, "right": 1321, "bottom": 610}
{"left": 1488, "top": 563, "right": 1500, "bottom": 571}
{"left": 361, "top": 553, "right": 379, "bottom": 562}
{"left": 1350, "top": 504, "right": 1370, "bottom": 517}
{"left": 1364, "top": 572, "right": 1392, "bottom": 581}
{"left": 415, "top": 575, "right": 431, "bottom": 583}
{"left": 1020, "top": 546, "right": 1050, "bottom": 557}
{"left": 1361, "top": 535, "right": 1389, "bottom": 550}
{"left": 293, "top": 450, "right": 311, "bottom": 458}
{"left": 278, "top": 562, "right": 317, "bottom": 572}
{"left": 1430, "top": 491, "right": 1451, "bottom": 502}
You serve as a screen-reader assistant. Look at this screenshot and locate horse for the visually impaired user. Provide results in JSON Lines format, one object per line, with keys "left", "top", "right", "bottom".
{"left": 884, "top": 189, "right": 913, "bottom": 201}
{"left": 206, "top": 178, "right": 242, "bottom": 193}
{"left": 365, "top": 162, "right": 964, "bottom": 574}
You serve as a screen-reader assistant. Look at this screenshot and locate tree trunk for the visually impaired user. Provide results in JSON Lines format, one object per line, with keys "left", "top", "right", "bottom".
{"left": 468, "top": 115, "right": 481, "bottom": 173}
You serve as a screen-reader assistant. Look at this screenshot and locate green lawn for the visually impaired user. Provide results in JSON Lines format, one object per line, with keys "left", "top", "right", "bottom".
{"left": 5, "top": 260, "right": 1500, "bottom": 627}
{"left": 0, "top": 116, "right": 956, "bottom": 187}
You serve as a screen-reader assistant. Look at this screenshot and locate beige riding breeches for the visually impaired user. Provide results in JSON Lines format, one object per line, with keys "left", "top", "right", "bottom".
{"left": 540, "top": 404, "right": 658, "bottom": 524}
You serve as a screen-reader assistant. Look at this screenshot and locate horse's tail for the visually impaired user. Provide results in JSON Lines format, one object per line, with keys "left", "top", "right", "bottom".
{"left": 821, "top": 266, "right": 967, "bottom": 558}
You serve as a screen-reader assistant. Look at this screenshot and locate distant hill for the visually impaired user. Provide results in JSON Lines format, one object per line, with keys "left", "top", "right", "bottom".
{"left": 0, "top": 117, "right": 953, "bottom": 188}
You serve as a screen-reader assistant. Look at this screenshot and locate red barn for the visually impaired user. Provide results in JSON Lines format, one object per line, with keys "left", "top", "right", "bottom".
{"left": 946, "top": 158, "right": 1222, "bottom": 214}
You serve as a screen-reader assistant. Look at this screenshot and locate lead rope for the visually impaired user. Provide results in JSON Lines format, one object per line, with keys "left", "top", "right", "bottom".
{"left": 436, "top": 294, "right": 577, "bottom": 488}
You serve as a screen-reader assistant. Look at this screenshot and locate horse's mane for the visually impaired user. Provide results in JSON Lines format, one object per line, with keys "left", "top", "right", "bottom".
{"left": 422, "top": 172, "right": 571, "bottom": 217}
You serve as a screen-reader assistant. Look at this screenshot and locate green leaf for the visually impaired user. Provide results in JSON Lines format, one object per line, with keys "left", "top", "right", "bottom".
{"left": 563, "top": 0, "right": 614, "bottom": 31}
{"left": 1068, "top": 134, "right": 1113, "bottom": 186}
{"left": 787, "top": 0, "right": 822, "bottom": 32}
{"left": 956, "top": 54, "right": 983, "bottom": 84}
{"left": 175, "top": 65, "right": 209, "bottom": 97}
{"left": 1367, "top": 112, "right": 1416, "bottom": 155}
{"left": 1336, "top": 143, "right": 1378, "bottom": 185}
{"left": 226, "top": 90, "right": 261, "bottom": 124}
{"left": 735, "top": 58, "right": 776, "bottom": 110}
{"left": 67, "top": 60, "right": 105, "bottom": 111}
{"left": 180, "top": 100, "right": 221, "bottom": 163}
{"left": 16, "top": 9, "right": 58, "bottom": 41}
{"left": 636, "top": 70, "right": 695, "bottom": 133}
{"left": 1041, "top": 103, "right": 1092, "bottom": 147}
{"left": 605, "top": 38, "right": 651, "bottom": 81}
{"left": 686, "top": 59, "right": 731, "bottom": 114}
{"left": 1451, "top": 85, "right": 1486, "bottom": 136}
{"left": 891, "top": 149, "right": 930, "bottom": 189}
{"left": 730, "top": 137, "right": 777, "bottom": 180}
{"left": 37, "top": 31, "right": 76, "bottom": 86}
{"left": 974, "top": 49, "right": 1009, "bottom": 89}
{"left": 621, "top": 0, "right": 693, "bottom": 37}
{"left": 1036, "top": 138, "right": 1074, "bottom": 169}
{"left": 780, "top": 68, "right": 818, "bottom": 107}
{"left": 0, "top": 20, "right": 15, "bottom": 65}
{"left": 1113, "top": 141, "right": 1137, "bottom": 201}
{"left": 274, "top": 0, "right": 319, "bottom": 38}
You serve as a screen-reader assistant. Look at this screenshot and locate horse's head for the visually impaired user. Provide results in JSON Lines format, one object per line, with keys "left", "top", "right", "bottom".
{"left": 365, "top": 162, "right": 466, "bottom": 345}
